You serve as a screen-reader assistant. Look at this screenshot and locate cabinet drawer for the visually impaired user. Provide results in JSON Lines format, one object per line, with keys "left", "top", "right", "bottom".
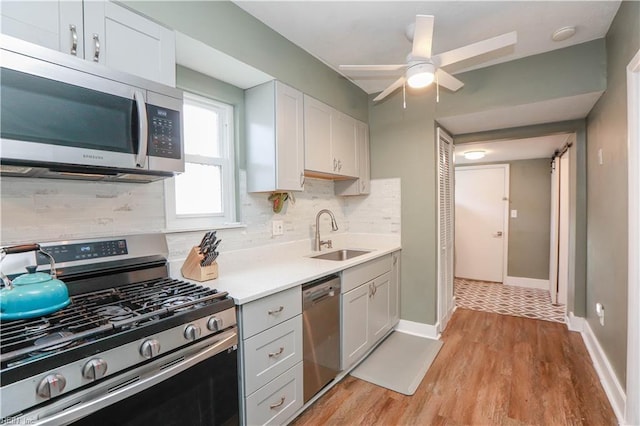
{"left": 241, "top": 286, "right": 301, "bottom": 339}
{"left": 341, "top": 254, "right": 392, "bottom": 293}
{"left": 245, "top": 362, "right": 303, "bottom": 426}
{"left": 244, "top": 316, "right": 303, "bottom": 395}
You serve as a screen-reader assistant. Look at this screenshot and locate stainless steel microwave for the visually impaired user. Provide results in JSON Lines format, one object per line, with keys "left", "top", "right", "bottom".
{"left": 0, "top": 35, "right": 184, "bottom": 183}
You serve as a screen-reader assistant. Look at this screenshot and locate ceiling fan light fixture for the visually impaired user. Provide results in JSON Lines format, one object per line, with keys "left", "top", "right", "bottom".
{"left": 406, "top": 62, "right": 435, "bottom": 89}
{"left": 463, "top": 150, "right": 486, "bottom": 160}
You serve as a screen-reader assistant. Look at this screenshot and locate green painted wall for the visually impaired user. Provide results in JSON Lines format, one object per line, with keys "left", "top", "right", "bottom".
{"left": 371, "top": 40, "right": 604, "bottom": 324}
{"left": 437, "top": 39, "right": 606, "bottom": 118}
{"left": 124, "top": 1, "right": 368, "bottom": 121}
{"left": 586, "top": 0, "right": 640, "bottom": 388}
{"left": 369, "top": 93, "right": 438, "bottom": 324}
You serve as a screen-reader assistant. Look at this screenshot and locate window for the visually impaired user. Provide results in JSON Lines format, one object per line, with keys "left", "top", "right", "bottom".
{"left": 165, "top": 93, "right": 236, "bottom": 230}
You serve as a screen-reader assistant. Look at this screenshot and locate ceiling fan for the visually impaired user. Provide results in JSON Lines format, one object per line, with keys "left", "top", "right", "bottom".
{"left": 339, "top": 15, "right": 517, "bottom": 102}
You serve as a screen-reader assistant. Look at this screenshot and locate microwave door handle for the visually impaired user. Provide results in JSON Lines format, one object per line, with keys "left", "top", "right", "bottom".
{"left": 134, "top": 91, "right": 148, "bottom": 168}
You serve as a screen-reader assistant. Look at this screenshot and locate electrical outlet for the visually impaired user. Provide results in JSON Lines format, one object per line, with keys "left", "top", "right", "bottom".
{"left": 272, "top": 220, "right": 284, "bottom": 236}
{"left": 596, "top": 302, "right": 605, "bottom": 326}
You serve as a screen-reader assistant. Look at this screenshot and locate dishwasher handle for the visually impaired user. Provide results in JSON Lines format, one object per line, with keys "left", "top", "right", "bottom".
{"left": 302, "top": 275, "right": 340, "bottom": 308}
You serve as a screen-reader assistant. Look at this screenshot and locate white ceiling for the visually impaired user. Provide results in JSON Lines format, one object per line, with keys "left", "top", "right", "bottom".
{"left": 454, "top": 134, "right": 571, "bottom": 165}
{"left": 230, "top": 1, "right": 619, "bottom": 158}
{"left": 234, "top": 1, "right": 620, "bottom": 94}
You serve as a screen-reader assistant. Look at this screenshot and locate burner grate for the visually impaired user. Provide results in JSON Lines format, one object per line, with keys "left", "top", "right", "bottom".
{"left": 0, "top": 278, "right": 226, "bottom": 365}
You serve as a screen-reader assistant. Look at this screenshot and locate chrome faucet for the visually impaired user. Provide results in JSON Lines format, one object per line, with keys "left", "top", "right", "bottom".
{"left": 315, "top": 209, "right": 339, "bottom": 251}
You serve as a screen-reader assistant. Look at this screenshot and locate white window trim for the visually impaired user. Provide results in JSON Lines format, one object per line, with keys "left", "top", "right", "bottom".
{"left": 164, "top": 93, "right": 238, "bottom": 231}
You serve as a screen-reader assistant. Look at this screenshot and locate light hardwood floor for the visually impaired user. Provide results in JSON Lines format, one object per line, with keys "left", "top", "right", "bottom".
{"left": 291, "top": 308, "right": 617, "bottom": 426}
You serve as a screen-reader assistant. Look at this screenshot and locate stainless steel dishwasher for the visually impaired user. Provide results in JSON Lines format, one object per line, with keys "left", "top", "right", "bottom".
{"left": 302, "top": 274, "right": 341, "bottom": 402}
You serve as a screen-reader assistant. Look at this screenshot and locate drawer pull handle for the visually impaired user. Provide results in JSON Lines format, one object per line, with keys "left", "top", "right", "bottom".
{"left": 268, "top": 347, "right": 285, "bottom": 358}
{"left": 268, "top": 306, "right": 284, "bottom": 315}
{"left": 270, "top": 396, "right": 286, "bottom": 409}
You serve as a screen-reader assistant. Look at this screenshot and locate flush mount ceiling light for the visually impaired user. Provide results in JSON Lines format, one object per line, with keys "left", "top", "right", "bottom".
{"left": 463, "top": 150, "right": 486, "bottom": 160}
{"left": 552, "top": 26, "right": 576, "bottom": 42}
{"left": 406, "top": 62, "right": 435, "bottom": 89}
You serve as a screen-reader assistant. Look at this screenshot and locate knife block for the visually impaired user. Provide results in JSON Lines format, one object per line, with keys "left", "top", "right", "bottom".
{"left": 181, "top": 246, "right": 219, "bottom": 282}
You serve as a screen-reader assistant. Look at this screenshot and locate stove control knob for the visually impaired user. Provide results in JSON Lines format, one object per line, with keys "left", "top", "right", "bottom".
{"left": 184, "top": 324, "right": 202, "bottom": 341}
{"left": 82, "top": 358, "right": 108, "bottom": 381}
{"left": 140, "top": 339, "right": 161, "bottom": 359}
{"left": 207, "top": 316, "right": 223, "bottom": 331}
{"left": 36, "top": 373, "right": 66, "bottom": 399}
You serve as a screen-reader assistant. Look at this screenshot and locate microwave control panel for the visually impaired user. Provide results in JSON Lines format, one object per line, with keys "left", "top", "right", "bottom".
{"left": 147, "top": 105, "right": 181, "bottom": 159}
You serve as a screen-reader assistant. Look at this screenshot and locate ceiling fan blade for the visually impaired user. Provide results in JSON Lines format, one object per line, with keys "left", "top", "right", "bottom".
{"left": 436, "top": 69, "right": 464, "bottom": 92}
{"left": 433, "top": 31, "right": 517, "bottom": 68}
{"left": 411, "top": 15, "right": 434, "bottom": 59}
{"left": 373, "top": 76, "right": 406, "bottom": 102}
{"left": 339, "top": 64, "right": 406, "bottom": 72}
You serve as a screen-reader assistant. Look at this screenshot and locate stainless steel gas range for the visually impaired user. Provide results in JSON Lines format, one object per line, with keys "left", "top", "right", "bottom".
{"left": 0, "top": 234, "right": 239, "bottom": 425}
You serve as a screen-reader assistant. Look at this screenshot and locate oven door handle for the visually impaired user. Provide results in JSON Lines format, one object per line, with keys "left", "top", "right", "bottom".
{"left": 31, "top": 329, "right": 237, "bottom": 426}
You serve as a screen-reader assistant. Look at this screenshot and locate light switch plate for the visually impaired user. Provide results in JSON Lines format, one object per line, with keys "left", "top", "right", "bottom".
{"left": 511, "top": 209, "right": 518, "bottom": 218}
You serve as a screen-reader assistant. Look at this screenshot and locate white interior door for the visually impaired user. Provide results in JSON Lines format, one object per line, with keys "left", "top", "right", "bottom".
{"left": 557, "top": 151, "right": 570, "bottom": 305}
{"left": 437, "top": 128, "right": 455, "bottom": 331}
{"left": 549, "top": 158, "right": 560, "bottom": 304}
{"left": 455, "top": 165, "right": 509, "bottom": 283}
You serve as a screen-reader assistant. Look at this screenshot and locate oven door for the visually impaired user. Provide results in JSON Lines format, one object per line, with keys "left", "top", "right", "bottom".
{"left": 23, "top": 329, "right": 239, "bottom": 426}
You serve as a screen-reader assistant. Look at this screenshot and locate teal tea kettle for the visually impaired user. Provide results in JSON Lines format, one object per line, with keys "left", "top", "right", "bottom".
{"left": 0, "top": 244, "right": 71, "bottom": 320}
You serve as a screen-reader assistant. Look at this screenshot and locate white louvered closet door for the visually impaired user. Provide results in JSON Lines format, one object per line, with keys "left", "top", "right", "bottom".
{"left": 437, "top": 127, "right": 455, "bottom": 332}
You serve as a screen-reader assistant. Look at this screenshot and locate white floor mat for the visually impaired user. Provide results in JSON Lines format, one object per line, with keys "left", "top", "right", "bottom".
{"left": 349, "top": 331, "right": 443, "bottom": 395}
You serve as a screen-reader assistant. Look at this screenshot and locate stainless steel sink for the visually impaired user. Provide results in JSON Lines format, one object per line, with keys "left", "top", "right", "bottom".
{"left": 311, "top": 249, "right": 371, "bottom": 261}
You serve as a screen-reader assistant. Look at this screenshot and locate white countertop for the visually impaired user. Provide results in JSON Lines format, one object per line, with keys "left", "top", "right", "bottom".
{"left": 170, "top": 233, "right": 401, "bottom": 305}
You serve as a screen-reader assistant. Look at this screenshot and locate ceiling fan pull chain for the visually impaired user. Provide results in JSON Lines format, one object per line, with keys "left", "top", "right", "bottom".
{"left": 403, "top": 82, "right": 407, "bottom": 109}
{"left": 436, "top": 72, "right": 440, "bottom": 103}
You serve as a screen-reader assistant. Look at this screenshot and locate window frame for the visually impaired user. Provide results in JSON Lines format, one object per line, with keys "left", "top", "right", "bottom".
{"left": 164, "top": 92, "right": 237, "bottom": 231}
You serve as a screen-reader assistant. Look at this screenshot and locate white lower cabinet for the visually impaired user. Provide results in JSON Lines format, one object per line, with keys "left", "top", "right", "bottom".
{"left": 239, "top": 286, "right": 303, "bottom": 426}
{"left": 245, "top": 363, "right": 304, "bottom": 426}
{"left": 341, "top": 252, "right": 400, "bottom": 371}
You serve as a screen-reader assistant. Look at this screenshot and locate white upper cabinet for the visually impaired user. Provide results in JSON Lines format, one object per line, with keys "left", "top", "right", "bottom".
{"left": 303, "top": 95, "right": 333, "bottom": 175}
{"left": 1, "top": 1, "right": 176, "bottom": 87}
{"left": 1, "top": 1, "right": 83, "bottom": 55}
{"left": 303, "top": 95, "right": 358, "bottom": 179}
{"left": 335, "top": 120, "right": 371, "bottom": 196}
{"left": 246, "top": 81, "right": 305, "bottom": 192}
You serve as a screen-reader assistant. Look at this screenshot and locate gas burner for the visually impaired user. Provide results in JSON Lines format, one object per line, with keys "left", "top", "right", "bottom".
{"left": 32, "top": 330, "right": 75, "bottom": 353}
{"left": 96, "top": 305, "right": 135, "bottom": 322}
{"left": 162, "top": 296, "right": 200, "bottom": 311}
{"left": 25, "top": 319, "right": 51, "bottom": 333}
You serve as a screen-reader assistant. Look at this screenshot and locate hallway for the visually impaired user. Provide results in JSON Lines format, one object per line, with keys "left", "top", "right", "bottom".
{"left": 454, "top": 278, "right": 566, "bottom": 323}
{"left": 292, "top": 308, "right": 616, "bottom": 425}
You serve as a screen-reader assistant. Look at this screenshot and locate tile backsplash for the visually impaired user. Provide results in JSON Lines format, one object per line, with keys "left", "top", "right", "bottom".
{"left": 1, "top": 174, "right": 400, "bottom": 262}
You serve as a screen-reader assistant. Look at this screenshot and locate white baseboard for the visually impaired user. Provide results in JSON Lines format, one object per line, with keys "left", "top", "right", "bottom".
{"left": 504, "top": 276, "right": 549, "bottom": 290}
{"left": 395, "top": 319, "right": 440, "bottom": 340}
{"left": 581, "top": 319, "right": 626, "bottom": 423}
{"left": 565, "top": 311, "right": 585, "bottom": 332}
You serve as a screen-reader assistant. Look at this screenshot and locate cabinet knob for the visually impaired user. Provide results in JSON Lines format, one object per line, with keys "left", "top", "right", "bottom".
{"left": 82, "top": 358, "right": 108, "bottom": 381}
{"left": 69, "top": 24, "right": 78, "bottom": 56}
{"left": 269, "top": 396, "right": 286, "bottom": 409}
{"left": 92, "top": 33, "right": 100, "bottom": 62}
{"left": 36, "top": 373, "right": 66, "bottom": 399}
{"left": 268, "top": 306, "right": 284, "bottom": 315}
{"left": 268, "top": 347, "right": 285, "bottom": 358}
